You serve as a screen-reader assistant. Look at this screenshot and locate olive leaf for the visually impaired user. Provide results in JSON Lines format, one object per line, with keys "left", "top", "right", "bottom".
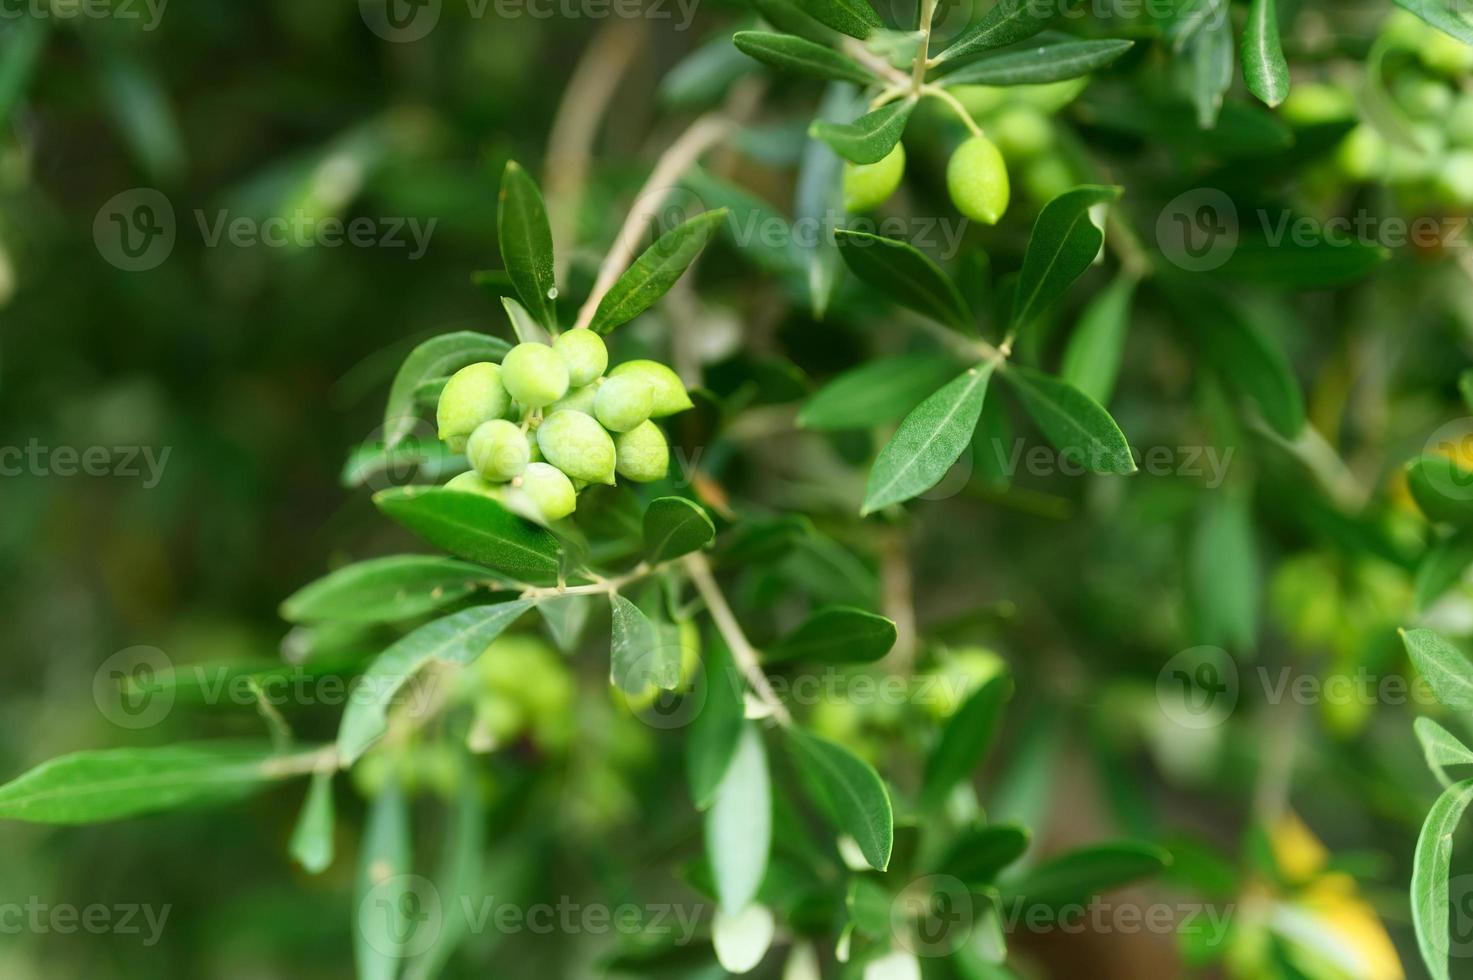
{"left": 337, "top": 601, "right": 535, "bottom": 763}
{"left": 933, "top": 0, "right": 1056, "bottom": 65}
{"left": 354, "top": 780, "right": 412, "bottom": 980}
{"left": 1416, "top": 531, "right": 1473, "bottom": 611}
{"left": 374, "top": 487, "right": 562, "bottom": 584}
{"left": 921, "top": 671, "right": 1012, "bottom": 808}
{"left": 289, "top": 770, "right": 335, "bottom": 874}
{"left": 810, "top": 99, "right": 915, "bottom": 165}
{"left": 1407, "top": 456, "right": 1473, "bottom": 528}
{"left": 1241, "top": 0, "right": 1289, "bottom": 107}
{"left": 787, "top": 728, "right": 894, "bottom": 871}
{"left": 610, "top": 593, "right": 681, "bottom": 694}
{"left": 1188, "top": 1, "right": 1233, "bottom": 129}
{"left": 733, "top": 31, "right": 875, "bottom": 85}
{"left": 402, "top": 775, "right": 487, "bottom": 980}
{"left": 1395, "top": 0, "right": 1473, "bottom": 44}
{"left": 791, "top": 0, "right": 881, "bottom": 40}
{"left": 1060, "top": 273, "right": 1135, "bottom": 405}
{"left": 1219, "top": 233, "right": 1389, "bottom": 287}
{"left": 938, "top": 38, "right": 1134, "bottom": 87}
{"left": 863, "top": 365, "right": 996, "bottom": 515}
{"left": 937, "top": 823, "right": 1031, "bottom": 886}
{"left": 707, "top": 723, "right": 772, "bottom": 915}
{"left": 502, "top": 295, "right": 551, "bottom": 345}
{"left": 796, "top": 84, "right": 856, "bottom": 321}
{"left": 383, "top": 332, "right": 511, "bottom": 449}
{"left": 1416, "top": 717, "right": 1473, "bottom": 789}
{"left": 765, "top": 606, "right": 897, "bottom": 664}
{"left": 1188, "top": 490, "right": 1258, "bottom": 652}
{"left": 1412, "top": 779, "right": 1473, "bottom": 980}
{"left": 644, "top": 496, "right": 716, "bottom": 564}
{"left": 800, "top": 352, "right": 960, "bottom": 431}
{"left": 834, "top": 229, "right": 973, "bottom": 334}
{"left": 281, "top": 555, "right": 504, "bottom": 624}
{"left": 342, "top": 439, "right": 464, "bottom": 490}
{"left": 498, "top": 160, "right": 558, "bottom": 330}
{"left": 1402, "top": 628, "right": 1473, "bottom": 710}
{"left": 688, "top": 632, "right": 747, "bottom": 809}
{"left": 590, "top": 209, "right": 729, "bottom": 335}
{"left": 1000, "top": 842, "right": 1169, "bottom": 909}
{"left": 1012, "top": 185, "right": 1121, "bottom": 333}
{"left": 1001, "top": 367, "right": 1135, "bottom": 475}
{"left": 1178, "top": 292, "right": 1304, "bottom": 439}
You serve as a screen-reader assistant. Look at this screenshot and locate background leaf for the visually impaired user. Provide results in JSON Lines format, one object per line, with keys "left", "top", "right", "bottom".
{"left": 354, "top": 780, "right": 412, "bottom": 980}
{"left": 921, "top": 671, "right": 1012, "bottom": 808}
{"left": 1001, "top": 842, "right": 1169, "bottom": 909}
{"left": 787, "top": 729, "right": 893, "bottom": 870}
{"left": 1059, "top": 273, "right": 1135, "bottom": 405}
{"left": 688, "top": 632, "right": 747, "bottom": 809}
{"left": 610, "top": 593, "right": 680, "bottom": 693}
{"left": 863, "top": 365, "right": 996, "bottom": 514}
{"left": 800, "top": 353, "right": 960, "bottom": 431}
{"left": 707, "top": 723, "right": 772, "bottom": 914}
{"left": 765, "top": 606, "right": 897, "bottom": 664}
{"left": 289, "top": 770, "right": 335, "bottom": 874}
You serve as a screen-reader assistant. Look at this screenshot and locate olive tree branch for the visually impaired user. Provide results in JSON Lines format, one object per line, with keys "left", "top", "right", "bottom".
{"left": 519, "top": 560, "right": 657, "bottom": 600}
{"left": 921, "top": 85, "right": 984, "bottom": 139}
{"left": 843, "top": 39, "right": 908, "bottom": 89}
{"left": 912, "top": 0, "right": 937, "bottom": 93}
{"left": 685, "top": 552, "right": 793, "bottom": 726}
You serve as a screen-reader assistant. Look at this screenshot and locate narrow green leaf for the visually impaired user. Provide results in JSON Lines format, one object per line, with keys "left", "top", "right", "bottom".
{"left": 401, "top": 774, "right": 486, "bottom": 980}
{"left": 835, "top": 229, "right": 973, "bottom": 333}
{"left": 341, "top": 439, "right": 463, "bottom": 490}
{"left": 1002, "top": 842, "right": 1170, "bottom": 908}
{"left": 281, "top": 555, "right": 502, "bottom": 624}
{"left": 791, "top": 0, "right": 881, "bottom": 40}
{"left": 1059, "top": 274, "right": 1135, "bottom": 405}
{"left": 934, "top": 0, "right": 1056, "bottom": 65}
{"left": 644, "top": 497, "right": 717, "bottom": 564}
{"left": 1012, "top": 185, "right": 1121, "bottom": 332}
{"left": 1219, "top": 234, "right": 1389, "bottom": 287}
{"left": 1395, "top": 0, "right": 1473, "bottom": 44}
{"left": 787, "top": 729, "right": 893, "bottom": 870}
{"left": 688, "top": 631, "right": 747, "bottom": 809}
{"left": 501, "top": 295, "right": 550, "bottom": 345}
{"left": 1188, "top": 489, "right": 1258, "bottom": 651}
{"left": 540, "top": 594, "right": 592, "bottom": 652}
{"left": 733, "top": 31, "right": 875, "bottom": 85}
{"left": 1241, "top": 0, "right": 1289, "bottom": 107}
{"left": 498, "top": 161, "right": 557, "bottom": 329}
{"left": 289, "top": 770, "right": 336, "bottom": 874}
{"left": 590, "top": 210, "right": 728, "bottom": 334}
{"left": 354, "top": 780, "right": 412, "bottom": 980}
{"left": 797, "top": 85, "right": 855, "bottom": 320}
{"left": 374, "top": 487, "right": 561, "bottom": 585}
{"left": 1416, "top": 718, "right": 1473, "bottom": 789}
{"left": 938, "top": 823, "right": 1031, "bottom": 887}
{"left": 1408, "top": 456, "right": 1473, "bottom": 528}
{"left": 1418, "top": 531, "right": 1473, "bottom": 611}
{"left": 810, "top": 99, "right": 915, "bottom": 165}
{"left": 1412, "top": 778, "right": 1473, "bottom": 980}
{"left": 863, "top": 365, "right": 996, "bottom": 514}
{"left": 1403, "top": 628, "right": 1473, "bottom": 710}
{"left": 1460, "top": 370, "right": 1473, "bottom": 414}
{"left": 939, "top": 39, "right": 1134, "bottom": 87}
{"left": 766, "top": 607, "right": 897, "bottom": 664}
{"left": 1184, "top": 296, "right": 1304, "bottom": 438}
{"left": 800, "top": 353, "right": 960, "bottom": 431}
{"left": 337, "top": 602, "right": 534, "bottom": 764}
{"left": 921, "top": 672, "right": 1012, "bottom": 808}
{"left": 0, "top": 742, "right": 301, "bottom": 824}
{"left": 384, "top": 332, "right": 511, "bottom": 448}
{"left": 707, "top": 723, "right": 772, "bottom": 914}
{"left": 1188, "top": 2, "right": 1233, "bottom": 129}
{"left": 610, "top": 594, "right": 681, "bottom": 694}
{"left": 1002, "top": 367, "right": 1135, "bottom": 475}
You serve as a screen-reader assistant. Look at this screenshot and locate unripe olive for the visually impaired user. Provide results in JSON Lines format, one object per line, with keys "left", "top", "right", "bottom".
{"left": 467, "top": 419, "right": 530, "bottom": 482}
{"left": 1393, "top": 74, "right": 1454, "bottom": 119}
{"left": 614, "top": 420, "right": 669, "bottom": 483}
{"left": 436, "top": 362, "right": 511, "bottom": 452}
{"left": 1281, "top": 82, "right": 1356, "bottom": 126}
{"left": 1011, "top": 78, "right": 1088, "bottom": 113}
{"left": 947, "top": 135, "right": 1010, "bottom": 225}
{"left": 1437, "top": 150, "right": 1473, "bottom": 207}
{"left": 608, "top": 360, "right": 692, "bottom": 417}
{"left": 444, "top": 470, "right": 505, "bottom": 499}
{"left": 548, "top": 384, "right": 599, "bottom": 417}
{"left": 842, "top": 143, "right": 906, "bottom": 214}
{"left": 503, "top": 462, "right": 578, "bottom": 524}
{"left": 1388, "top": 126, "right": 1445, "bottom": 183}
{"left": 990, "top": 105, "right": 1052, "bottom": 161}
{"left": 1023, "top": 155, "right": 1075, "bottom": 204}
{"left": 1451, "top": 95, "right": 1473, "bottom": 147}
{"left": 552, "top": 329, "right": 608, "bottom": 387}
{"left": 501, "top": 342, "right": 570, "bottom": 408}
{"left": 593, "top": 374, "right": 654, "bottom": 432}
{"left": 1335, "top": 125, "right": 1389, "bottom": 182}
{"left": 536, "top": 410, "right": 617, "bottom": 485}
{"left": 1422, "top": 29, "right": 1473, "bottom": 77}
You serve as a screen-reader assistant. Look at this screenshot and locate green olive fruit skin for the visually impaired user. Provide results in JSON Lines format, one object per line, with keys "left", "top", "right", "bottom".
{"left": 593, "top": 374, "right": 654, "bottom": 433}
{"left": 467, "top": 419, "right": 530, "bottom": 482}
{"left": 436, "top": 363, "right": 511, "bottom": 452}
{"left": 501, "top": 342, "right": 570, "bottom": 408}
{"left": 504, "top": 462, "right": 577, "bottom": 524}
{"left": 1023, "top": 155, "right": 1074, "bottom": 204}
{"left": 444, "top": 470, "right": 505, "bottom": 499}
{"left": 842, "top": 143, "right": 906, "bottom": 214}
{"left": 536, "top": 410, "right": 617, "bottom": 485}
{"left": 947, "top": 135, "right": 1010, "bottom": 225}
{"left": 1393, "top": 75, "right": 1454, "bottom": 119}
{"left": 608, "top": 360, "right": 692, "bottom": 417}
{"left": 1336, "top": 125, "right": 1388, "bottom": 182}
{"left": 548, "top": 384, "right": 599, "bottom": 416}
{"left": 1422, "top": 28, "right": 1473, "bottom": 77}
{"left": 552, "top": 330, "right": 608, "bottom": 387}
{"left": 1437, "top": 150, "right": 1473, "bottom": 207}
{"left": 1281, "top": 83, "right": 1356, "bottom": 127}
{"left": 990, "top": 106, "right": 1052, "bottom": 161}
{"left": 614, "top": 420, "right": 669, "bottom": 483}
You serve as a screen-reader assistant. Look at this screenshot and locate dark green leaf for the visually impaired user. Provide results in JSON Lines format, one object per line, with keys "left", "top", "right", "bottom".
{"left": 1219, "top": 234, "right": 1390, "bottom": 287}
{"left": 937, "top": 823, "right": 1031, "bottom": 886}
{"left": 289, "top": 770, "right": 335, "bottom": 874}
{"left": 1188, "top": 2, "right": 1233, "bottom": 129}
{"left": 590, "top": 210, "right": 728, "bottom": 334}
{"left": 374, "top": 487, "right": 561, "bottom": 585}
{"left": 1012, "top": 185, "right": 1121, "bottom": 332}
{"left": 787, "top": 729, "right": 893, "bottom": 870}
{"left": 733, "top": 31, "right": 875, "bottom": 85}
{"left": 1412, "top": 778, "right": 1473, "bottom": 980}
{"left": 1395, "top": 0, "right": 1473, "bottom": 44}
{"left": 384, "top": 332, "right": 511, "bottom": 448}
{"left": 939, "top": 39, "right": 1134, "bottom": 87}
{"left": 765, "top": 607, "right": 897, "bottom": 664}
{"left": 1408, "top": 456, "right": 1473, "bottom": 528}
{"left": 810, "top": 99, "right": 915, "bottom": 165}
{"left": 800, "top": 353, "right": 960, "bottom": 431}
{"left": 1242, "top": 0, "right": 1289, "bottom": 107}
{"left": 863, "top": 365, "right": 996, "bottom": 514}
{"left": 1402, "top": 628, "right": 1473, "bottom": 710}
{"left": 1002, "top": 842, "right": 1169, "bottom": 908}
{"left": 402, "top": 774, "right": 486, "bottom": 980}
{"left": 791, "top": 0, "right": 881, "bottom": 40}
{"left": 921, "top": 672, "right": 1012, "bottom": 808}
{"left": 1187, "top": 298, "right": 1304, "bottom": 438}
{"left": 280, "top": 555, "right": 502, "bottom": 624}
{"left": 1188, "top": 490, "right": 1258, "bottom": 651}
{"left": 688, "top": 632, "right": 747, "bottom": 809}
{"left": 498, "top": 161, "right": 558, "bottom": 329}
{"left": 835, "top": 228, "right": 973, "bottom": 333}
{"left": 707, "top": 723, "right": 772, "bottom": 914}
{"left": 1001, "top": 366, "right": 1135, "bottom": 475}
{"left": 934, "top": 0, "right": 1056, "bottom": 65}
{"left": 354, "top": 780, "right": 412, "bottom": 980}
{"left": 1416, "top": 531, "right": 1473, "bottom": 611}
{"left": 644, "top": 497, "right": 717, "bottom": 563}
{"left": 1059, "top": 273, "right": 1135, "bottom": 405}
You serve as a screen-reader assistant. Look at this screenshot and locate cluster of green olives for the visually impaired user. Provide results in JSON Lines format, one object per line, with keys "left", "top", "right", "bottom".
{"left": 842, "top": 132, "right": 1011, "bottom": 225}
{"left": 435, "top": 329, "right": 691, "bottom": 524}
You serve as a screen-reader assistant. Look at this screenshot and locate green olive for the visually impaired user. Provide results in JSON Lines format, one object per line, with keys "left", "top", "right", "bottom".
{"left": 593, "top": 374, "right": 654, "bottom": 432}
{"left": 1023, "top": 155, "right": 1075, "bottom": 204}
{"left": 1421, "top": 28, "right": 1473, "bottom": 77}
{"left": 608, "top": 360, "right": 692, "bottom": 417}
{"left": 1280, "top": 82, "right": 1356, "bottom": 126}
{"left": 552, "top": 329, "right": 609, "bottom": 387}
{"left": 947, "top": 135, "right": 1010, "bottom": 225}
{"left": 467, "top": 419, "right": 530, "bottom": 482}
{"left": 614, "top": 420, "right": 669, "bottom": 483}
{"left": 1437, "top": 150, "right": 1473, "bottom": 207}
{"left": 536, "top": 410, "right": 617, "bottom": 485}
{"left": 1335, "top": 125, "right": 1389, "bottom": 182}
{"left": 1393, "top": 74, "right": 1454, "bottom": 119}
{"left": 504, "top": 462, "right": 578, "bottom": 524}
{"left": 548, "top": 384, "right": 599, "bottom": 416}
{"left": 1450, "top": 95, "right": 1473, "bottom": 147}
{"left": 436, "top": 362, "right": 511, "bottom": 452}
{"left": 842, "top": 143, "right": 906, "bottom": 214}
{"left": 990, "top": 106, "right": 1052, "bottom": 161}
{"left": 501, "top": 342, "right": 570, "bottom": 408}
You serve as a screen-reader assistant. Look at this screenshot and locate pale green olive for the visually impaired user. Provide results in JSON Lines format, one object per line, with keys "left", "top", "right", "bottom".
{"left": 436, "top": 362, "right": 511, "bottom": 452}
{"left": 614, "top": 420, "right": 669, "bottom": 483}
{"left": 501, "top": 342, "right": 570, "bottom": 408}
{"left": 1023, "top": 155, "right": 1075, "bottom": 204}
{"left": 552, "top": 329, "right": 608, "bottom": 387}
{"left": 1335, "top": 125, "right": 1389, "bottom": 182}
{"left": 947, "top": 135, "right": 1010, "bottom": 225}
{"left": 842, "top": 143, "right": 906, "bottom": 214}
{"left": 608, "top": 360, "right": 692, "bottom": 417}
{"left": 548, "top": 384, "right": 599, "bottom": 416}
{"left": 1437, "top": 150, "right": 1473, "bottom": 207}
{"left": 536, "top": 410, "right": 617, "bottom": 485}
{"left": 504, "top": 462, "right": 577, "bottom": 524}
{"left": 593, "top": 374, "right": 654, "bottom": 433}
{"left": 990, "top": 105, "right": 1052, "bottom": 161}
{"left": 1280, "top": 82, "right": 1356, "bottom": 127}
{"left": 467, "top": 419, "right": 530, "bottom": 482}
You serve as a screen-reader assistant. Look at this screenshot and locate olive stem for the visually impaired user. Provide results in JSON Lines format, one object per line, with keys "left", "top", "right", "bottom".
{"left": 911, "top": 0, "right": 937, "bottom": 94}
{"left": 920, "top": 85, "right": 984, "bottom": 139}
{"left": 905, "top": 312, "right": 1002, "bottom": 362}
{"left": 869, "top": 85, "right": 910, "bottom": 111}
{"left": 520, "top": 560, "right": 655, "bottom": 600}
{"left": 843, "top": 38, "right": 908, "bottom": 88}
{"left": 685, "top": 552, "right": 792, "bottom": 726}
